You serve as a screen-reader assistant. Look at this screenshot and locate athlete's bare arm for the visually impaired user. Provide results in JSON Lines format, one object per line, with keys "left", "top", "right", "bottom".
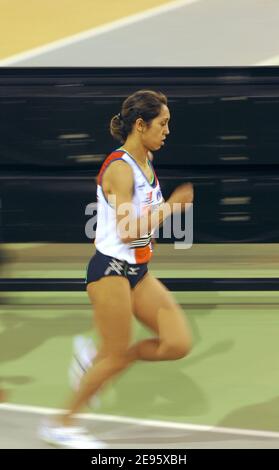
{"left": 103, "top": 160, "right": 194, "bottom": 243}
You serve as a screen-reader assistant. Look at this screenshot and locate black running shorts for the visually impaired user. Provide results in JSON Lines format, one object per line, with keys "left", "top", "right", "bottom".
{"left": 86, "top": 250, "right": 148, "bottom": 289}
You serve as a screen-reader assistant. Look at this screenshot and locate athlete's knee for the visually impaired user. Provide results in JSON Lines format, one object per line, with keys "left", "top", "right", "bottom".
{"left": 158, "top": 336, "right": 192, "bottom": 360}
{"left": 178, "top": 336, "right": 192, "bottom": 358}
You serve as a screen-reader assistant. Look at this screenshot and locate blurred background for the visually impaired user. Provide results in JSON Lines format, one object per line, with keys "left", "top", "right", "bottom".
{"left": 1, "top": 0, "right": 279, "bottom": 449}
{"left": 0, "top": 0, "right": 279, "bottom": 66}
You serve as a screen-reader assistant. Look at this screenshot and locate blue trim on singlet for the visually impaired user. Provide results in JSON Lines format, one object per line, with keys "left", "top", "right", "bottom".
{"left": 120, "top": 149, "right": 157, "bottom": 189}
{"left": 98, "top": 150, "right": 126, "bottom": 186}
{"left": 99, "top": 153, "right": 135, "bottom": 204}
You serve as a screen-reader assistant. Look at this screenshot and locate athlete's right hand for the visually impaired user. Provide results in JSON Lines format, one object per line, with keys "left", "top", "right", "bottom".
{"left": 167, "top": 183, "right": 194, "bottom": 212}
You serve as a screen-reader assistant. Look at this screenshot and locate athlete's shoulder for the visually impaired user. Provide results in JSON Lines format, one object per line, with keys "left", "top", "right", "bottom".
{"left": 103, "top": 149, "right": 126, "bottom": 166}
{"left": 97, "top": 149, "right": 131, "bottom": 185}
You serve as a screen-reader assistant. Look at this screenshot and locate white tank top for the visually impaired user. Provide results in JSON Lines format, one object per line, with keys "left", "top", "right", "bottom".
{"left": 95, "top": 149, "right": 164, "bottom": 264}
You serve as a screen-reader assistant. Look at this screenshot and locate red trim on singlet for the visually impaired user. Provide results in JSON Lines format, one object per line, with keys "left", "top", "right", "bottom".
{"left": 97, "top": 150, "right": 126, "bottom": 186}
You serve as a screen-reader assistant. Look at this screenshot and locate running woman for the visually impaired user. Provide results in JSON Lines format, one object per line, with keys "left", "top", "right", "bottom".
{"left": 39, "top": 89, "right": 193, "bottom": 449}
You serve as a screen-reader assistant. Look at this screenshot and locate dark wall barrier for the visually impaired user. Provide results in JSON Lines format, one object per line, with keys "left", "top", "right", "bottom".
{"left": 0, "top": 67, "right": 279, "bottom": 243}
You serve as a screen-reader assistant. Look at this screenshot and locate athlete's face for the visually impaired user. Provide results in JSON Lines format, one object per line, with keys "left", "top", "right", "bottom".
{"left": 141, "top": 104, "right": 170, "bottom": 151}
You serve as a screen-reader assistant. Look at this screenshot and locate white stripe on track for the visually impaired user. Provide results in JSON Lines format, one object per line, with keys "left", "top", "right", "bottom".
{"left": 1, "top": 402, "right": 279, "bottom": 439}
{"left": 0, "top": 0, "right": 201, "bottom": 66}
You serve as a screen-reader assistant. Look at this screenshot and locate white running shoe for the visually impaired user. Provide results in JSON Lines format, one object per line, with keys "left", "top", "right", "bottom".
{"left": 68, "top": 335, "right": 100, "bottom": 408}
{"left": 38, "top": 420, "right": 107, "bottom": 449}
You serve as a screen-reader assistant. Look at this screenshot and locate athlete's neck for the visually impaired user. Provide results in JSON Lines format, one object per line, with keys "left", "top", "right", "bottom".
{"left": 120, "top": 140, "right": 149, "bottom": 166}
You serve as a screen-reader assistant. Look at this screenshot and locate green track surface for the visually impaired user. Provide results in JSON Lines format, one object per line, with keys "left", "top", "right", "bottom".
{"left": 1, "top": 294, "right": 279, "bottom": 432}
{"left": 1, "top": 243, "right": 279, "bottom": 432}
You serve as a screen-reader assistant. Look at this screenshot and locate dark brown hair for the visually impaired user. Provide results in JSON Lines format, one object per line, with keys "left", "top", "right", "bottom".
{"left": 110, "top": 89, "right": 168, "bottom": 143}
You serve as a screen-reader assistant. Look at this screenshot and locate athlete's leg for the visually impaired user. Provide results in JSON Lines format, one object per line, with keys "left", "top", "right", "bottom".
{"left": 129, "top": 273, "right": 192, "bottom": 361}
{"left": 62, "top": 274, "right": 191, "bottom": 425}
{"left": 62, "top": 276, "right": 133, "bottom": 425}
{"left": 86, "top": 273, "right": 191, "bottom": 366}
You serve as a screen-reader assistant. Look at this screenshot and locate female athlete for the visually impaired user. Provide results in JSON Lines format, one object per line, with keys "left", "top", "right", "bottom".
{"left": 39, "top": 89, "right": 193, "bottom": 448}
